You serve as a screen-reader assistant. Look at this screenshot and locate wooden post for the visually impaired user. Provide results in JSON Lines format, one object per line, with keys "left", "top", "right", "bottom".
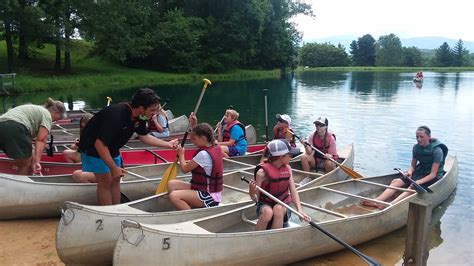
{"left": 403, "top": 199, "right": 432, "bottom": 266}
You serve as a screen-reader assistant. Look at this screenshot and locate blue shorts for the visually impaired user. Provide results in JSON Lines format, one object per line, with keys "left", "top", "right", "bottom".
{"left": 81, "top": 152, "right": 122, "bottom": 174}
{"left": 228, "top": 146, "right": 242, "bottom": 157}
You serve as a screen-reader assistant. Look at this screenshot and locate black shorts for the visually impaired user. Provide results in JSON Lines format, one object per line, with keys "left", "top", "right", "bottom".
{"left": 0, "top": 120, "right": 32, "bottom": 159}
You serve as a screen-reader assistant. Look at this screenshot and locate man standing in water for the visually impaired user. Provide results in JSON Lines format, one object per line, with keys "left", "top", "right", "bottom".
{"left": 79, "top": 88, "right": 178, "bottom": 205}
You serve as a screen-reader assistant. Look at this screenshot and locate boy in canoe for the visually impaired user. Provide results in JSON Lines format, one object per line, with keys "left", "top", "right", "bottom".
{"left": 167, "top": 116, "right": 224, "bottom": 210}
{"left": 79, "top": 88, "right": 178, "bottom": 205}
{"left": 215, "top": 108, "right": 247, "bottom": 157}
{"left": 249, "top": 139, "right": 309, "bottom": 230}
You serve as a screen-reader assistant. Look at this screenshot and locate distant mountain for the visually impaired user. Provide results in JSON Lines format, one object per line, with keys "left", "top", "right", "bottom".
{"left": 305, "top": 36, "right": 474, "bottom": 52}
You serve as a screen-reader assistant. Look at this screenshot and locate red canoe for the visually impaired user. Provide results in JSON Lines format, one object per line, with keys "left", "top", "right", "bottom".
{"left": 0, "top": 144, "right": 266, "bottom": 176}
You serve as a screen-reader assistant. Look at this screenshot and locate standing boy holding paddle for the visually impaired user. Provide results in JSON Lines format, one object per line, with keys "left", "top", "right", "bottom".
{"left": 79, "top": 88, "right": 178, "bottom": 205}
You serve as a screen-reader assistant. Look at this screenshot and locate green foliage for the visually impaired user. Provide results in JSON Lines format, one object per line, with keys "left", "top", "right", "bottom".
{"left": 433, "top": 42, "right": 453, "bottom": 67}
{"left": 299, "top": 42, "right": 350, "bottom": 67}
{"left": 356, "top": 34, "right": 376, "bottom": 66}
{"left": 452, "top": 39, "right": 469, "bottom": 67}
{"left": 375, "top": 34, "right": 403, "bottom": 66}
{"left": 402, "top": 46, "right": 423, "bottom": 67}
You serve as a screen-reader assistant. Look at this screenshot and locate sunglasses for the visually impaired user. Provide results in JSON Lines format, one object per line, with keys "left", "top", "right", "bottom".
{"left": 277, "top": 118, "right": 287, "bottom": 123}
{"left": 315, "top": 123, "right": 326, "bottom": 127}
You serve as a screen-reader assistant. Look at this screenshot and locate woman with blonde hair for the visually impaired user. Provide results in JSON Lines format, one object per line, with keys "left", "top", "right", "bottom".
{"left": 0, "top": 98, "right": 66, "bottom": 174}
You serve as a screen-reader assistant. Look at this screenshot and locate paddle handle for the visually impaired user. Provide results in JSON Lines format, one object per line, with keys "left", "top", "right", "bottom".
{"left": 393, "top": 168, "right": 431, "bottom": 193}
{"left": 289, "top": 131, "right": 341, "bottom": 166}
{"left": 240, "top": 176, "right": 380, "bottom": 266}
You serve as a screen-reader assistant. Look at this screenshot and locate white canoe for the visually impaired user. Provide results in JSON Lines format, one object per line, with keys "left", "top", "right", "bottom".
{"left": 0, "top": 159, "right": 253, "bottom": 220}
{"left": 55, "top": 145, "right": 354, "bottom": 265}
{"left": 113, "top": 155, "right": 457, "bottom": 265}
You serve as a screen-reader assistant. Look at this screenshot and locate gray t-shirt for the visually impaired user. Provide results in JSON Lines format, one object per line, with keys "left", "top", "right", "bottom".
{"left": 0, "top": 104, "right": 52, "bottom": 137}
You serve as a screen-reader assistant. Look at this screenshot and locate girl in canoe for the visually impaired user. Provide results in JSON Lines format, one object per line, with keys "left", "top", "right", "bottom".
{"left": 273, "top": 114, "right": 296, "bottom": 147}
{"left": 216, "top": 108, "right": 247, "bottom": 157}
{"left": 63, "top": 113, "right": 94, "bottom": 163}
{"left": 249, "top": 139, "right": 309, "bottom": 230}
{"left": 362, "top": 126, "right": 448, "bottom": 209}
{"left": 147, "top": 102, "right": 169, "bottom": 138}
{"left": 167, "top": 116, "right": 224, "bottom": 210}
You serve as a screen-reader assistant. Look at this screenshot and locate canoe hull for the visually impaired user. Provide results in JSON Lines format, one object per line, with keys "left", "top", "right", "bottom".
{"left": 55, "top": 146, "right": 354, "bottom": 264}
{"left": 113, "top": 156, "right": 457, "bottom": 265}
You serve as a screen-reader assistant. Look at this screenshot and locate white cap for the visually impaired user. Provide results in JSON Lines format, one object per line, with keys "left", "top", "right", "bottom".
{"left": 276, "top": 114, "right": 292, "bottom": 127}
{"left": 266, "top": 139, "right": 299, "bottom": 157}
{"left": 313, "top": 116, "right": 328, "bottom": 126}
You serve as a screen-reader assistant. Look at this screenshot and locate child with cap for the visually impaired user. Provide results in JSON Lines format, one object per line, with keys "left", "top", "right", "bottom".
{"left": 273, "top": 114, "right": 296, "bottom": 147}
{"left": 300, "top": 116, "right": 338, "bottom": 174}
{"left": 249, "top": 139, "right": 309, "bottom": 230}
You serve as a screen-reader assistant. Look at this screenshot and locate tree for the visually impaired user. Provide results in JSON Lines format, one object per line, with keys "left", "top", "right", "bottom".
{"left": 0, "top": 0, "right": 16, "bottom": 72}
{"left": 299, "top": 42, "right": 350, "bottom": 67}
{"left": 349, "top": 40, "right": 359, "bottom": 65}
{"left": 452, "top": 39, "right": 469, "bottom": 67}
{"left": 433, "top": 42, "right": 453, "bottom": 67}
{"left": 402, "top": 46, "right": 423, "bottom": 67}
{"left": 375, "top": 33, "right": 403, "bottom": 66}
{"left": 357, "top": 34, "right": 376, "bottom": 66}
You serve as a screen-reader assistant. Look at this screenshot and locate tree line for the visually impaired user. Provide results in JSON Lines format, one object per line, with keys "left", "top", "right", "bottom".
{"left": 300, "top": 33, "right": 472, "bottom": 68}
{"left": 0, "top": 0, "right": 312, "bottom": 73}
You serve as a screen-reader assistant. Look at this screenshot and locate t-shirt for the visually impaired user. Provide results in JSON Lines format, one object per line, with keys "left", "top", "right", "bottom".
{"left": 79, "top": 103, "right": 147, "bottom": 158}
{"left": 0, "top": 104, "right": 52, "bottom": 137}
{"left": 156, "top": 114, "right": 169, "bottom": 135}
{"left": 228, "top": 124, "right": 247, "bottom": 155}
{"left": 193, "top": 150, "right": 221, "bottom": 202}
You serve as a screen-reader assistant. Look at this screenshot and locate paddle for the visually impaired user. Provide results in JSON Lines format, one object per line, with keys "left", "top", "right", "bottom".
{"left": 263, "top": 88, "right": 269, "bottom": 142}
{"left": 155, "top": 78, "right": 212, "bottom": 194}
{"left": 241, "top": 176, "right": 380, "bottom": 266}
{"left": 288, "top": 130, "right": 364, "bottom": 179}
{"left": 214, "top": 105, "right": 234, "bottom": 134}
{"left": 393, "top": 168, "right": 432, "bottom": 193}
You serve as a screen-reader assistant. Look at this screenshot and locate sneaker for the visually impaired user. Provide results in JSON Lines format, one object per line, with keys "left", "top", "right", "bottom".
{"left": 298, "top": 177, "right": 312, "bottom": 187}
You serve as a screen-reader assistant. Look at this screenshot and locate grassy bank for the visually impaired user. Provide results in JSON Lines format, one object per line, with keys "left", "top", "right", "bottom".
{"left": 296, "top": 66, "right": 474, "bottom": 72}
{"left": 0, "top": 41, "right": 281, "bottom": 94}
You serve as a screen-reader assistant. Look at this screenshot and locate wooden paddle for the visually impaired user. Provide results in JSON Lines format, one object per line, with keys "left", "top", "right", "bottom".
{"left": 393, "top": 168, "right": 432, "bottom": 193}
{"left": 155, "top": 78, "right": 212, "bottom": 194}
{"left": 288, "top": 130, "right": 364, "bottom": 179}
{"left": 241, "top": 176, "right": 380, "bottom": 266}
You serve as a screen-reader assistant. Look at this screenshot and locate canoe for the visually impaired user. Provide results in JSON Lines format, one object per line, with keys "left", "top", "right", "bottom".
{"left": 0, "top": 143, "right": 267, "bottom": 176}
{"left": 0, "top": 159, "right": 255, "bottom": 220}
{"left": 113, "top": 155, "right": 457, "bottom": 265}
{"left": 55, "top": 145, "right": 354, "bottom": 265}
{"left": 413, "top": 77, "right": 423, "bottom": 83}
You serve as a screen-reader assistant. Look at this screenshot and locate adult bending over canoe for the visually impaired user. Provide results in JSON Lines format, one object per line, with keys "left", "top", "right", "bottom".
{"left": 362, "top": 126, "right": 448, "bottom": 209}
{"left": 216, "top": 108, "right": 247, "bottom": 157}
{"left": 0, "top": 98, "right": 66, "bottom": 175}
{"left": 167, "top": 118, "right": 224, "bottom": 210}
{"left": 79, "top": 88, "right": 178, "bottom": 206}
{"left": 249, "top": 139, "right": 309, "bottom": 230}
{"left": 300, "top": 116, "right": 338, "bottom": 174}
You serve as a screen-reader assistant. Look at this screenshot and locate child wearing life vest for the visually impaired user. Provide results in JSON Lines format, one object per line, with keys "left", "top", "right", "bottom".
{"left": 216, "top": 108, "right": 247, "bottom": 158}
{"left": 167, "top": 119, "right": 224, "bottom": 210}
{"left": 249, "top": 139, "right": 309, "bottom": 230}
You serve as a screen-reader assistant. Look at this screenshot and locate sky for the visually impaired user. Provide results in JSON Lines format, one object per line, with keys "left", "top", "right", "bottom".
{"left": 292, "top": 0, "right": 474, "bottom": 42}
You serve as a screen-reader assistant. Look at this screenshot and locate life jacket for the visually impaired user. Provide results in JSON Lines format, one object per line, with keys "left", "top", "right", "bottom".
{"left": 273, "top": 127, "right": 296, "bottom": 147}
{"left": 254, "top": 163, "right": 291, "bottom": 205}
{"left": 190, "top": 145, "right": 224, "bottom": 193}
{"left": 413, "top": 139, "right": 448, "bottom": 178}
{"left": 223, "top": 120, "right": 246, "bottom": 143}
{"left": 312, "top": 130, "right": 338, "bottom": 159}
{"left": 147, "top": 113, "right": 168, "bottom": 132}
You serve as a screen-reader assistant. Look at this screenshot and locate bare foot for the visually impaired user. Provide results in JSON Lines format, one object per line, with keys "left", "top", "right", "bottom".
{"left": 361, "top": 200, "right": 386, "bottom": 209}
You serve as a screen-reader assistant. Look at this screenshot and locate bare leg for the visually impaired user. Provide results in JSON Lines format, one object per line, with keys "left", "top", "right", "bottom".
{"left": 96, "top": 172, "right": 113, "bottom": 205}
{"left": 63, "top": 150, "right": 80, "bottom": 163}
{"left": 72, "top": 170, "right": 96, "bottom": 183}
{"left": 220, "top": 146, "right": 230, "bottom": 158}
{"left": 167, "top": 180, "right": 191, "bottom": 192}
{"left": 362, "top": 178, "right": 406, "bottom": 208}
{"left": 300, "top": 154, "right": 315, "bottom": 172}
{"left": 168, "top": 190, "right": 204, "bottom": 210}
{"left": 324, "top": 159, "right": 336, "bottom": 172}
{"left": 271, "top": 204, "right": 286, "bottom": 229}
{"left": 110, "top": 175, "right": 121, "bottom": 205}
{"left": 255, "top": 206, "right": 273, "bottom": 231}
{"left": 14, "top": 157, "right": 32, "bottom": 175}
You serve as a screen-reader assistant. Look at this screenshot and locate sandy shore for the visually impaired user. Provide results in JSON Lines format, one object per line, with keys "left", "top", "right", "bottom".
{"left": 0, "top": 218, "right": 63, "bottom": 265}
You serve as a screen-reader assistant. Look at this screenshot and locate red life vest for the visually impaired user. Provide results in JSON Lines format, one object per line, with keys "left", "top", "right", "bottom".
{"left": 223, "top": 120, "right": 246, "bottom": 143}
{"left": 254, "top": 163, "right": 291, "bottom": 205}
{"left": 190, "top": 145, "right": 224, "bottom": 193}
{"left": 312, "top": 130, "right": 338, "bottom": 159}
{"left": 147, "top": 114, "right": 168, "bottom": 132}
{"left": 273, "top": 127, "right": 296, "bottom": 147}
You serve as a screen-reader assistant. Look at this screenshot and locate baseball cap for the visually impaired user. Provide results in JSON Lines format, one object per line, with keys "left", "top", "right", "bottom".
{"left": 266, "top": 139, "right": 300, "bottom": 157}
{"left": 313, "top": 116, "right": 328, "bottom": 126}
{"left": 276, "top": 114, "right": 291, "bottom": 126}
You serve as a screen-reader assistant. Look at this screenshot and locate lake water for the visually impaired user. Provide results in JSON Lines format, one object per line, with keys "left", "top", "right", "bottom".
{"left": 1, "top": 71, "right": 472, "bottom": 265}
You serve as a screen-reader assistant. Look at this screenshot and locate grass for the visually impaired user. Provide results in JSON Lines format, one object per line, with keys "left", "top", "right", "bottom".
{"left": 296, "top": 66, "right": 474, "bottom": 72}
{"left": 0, "top": 41, "right": 281, "bottom": 94}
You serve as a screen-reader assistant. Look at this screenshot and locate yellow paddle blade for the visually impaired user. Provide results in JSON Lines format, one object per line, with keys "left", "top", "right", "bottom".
{"left": 340, "top": 164, "right": 364, "bottom": 179}
{"left": 155, "top": 160, "right": 178, "bottom": 194}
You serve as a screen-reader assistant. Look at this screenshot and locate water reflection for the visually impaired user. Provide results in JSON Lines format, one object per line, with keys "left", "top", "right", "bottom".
{"left": 415, "top": 81, "right": 423, "bottom": 89}
{"left": 298, "top": 71, "right": 348, "bottom": 88}
{"left": 435, "top": 73, "right": 448, "bottom": 89}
